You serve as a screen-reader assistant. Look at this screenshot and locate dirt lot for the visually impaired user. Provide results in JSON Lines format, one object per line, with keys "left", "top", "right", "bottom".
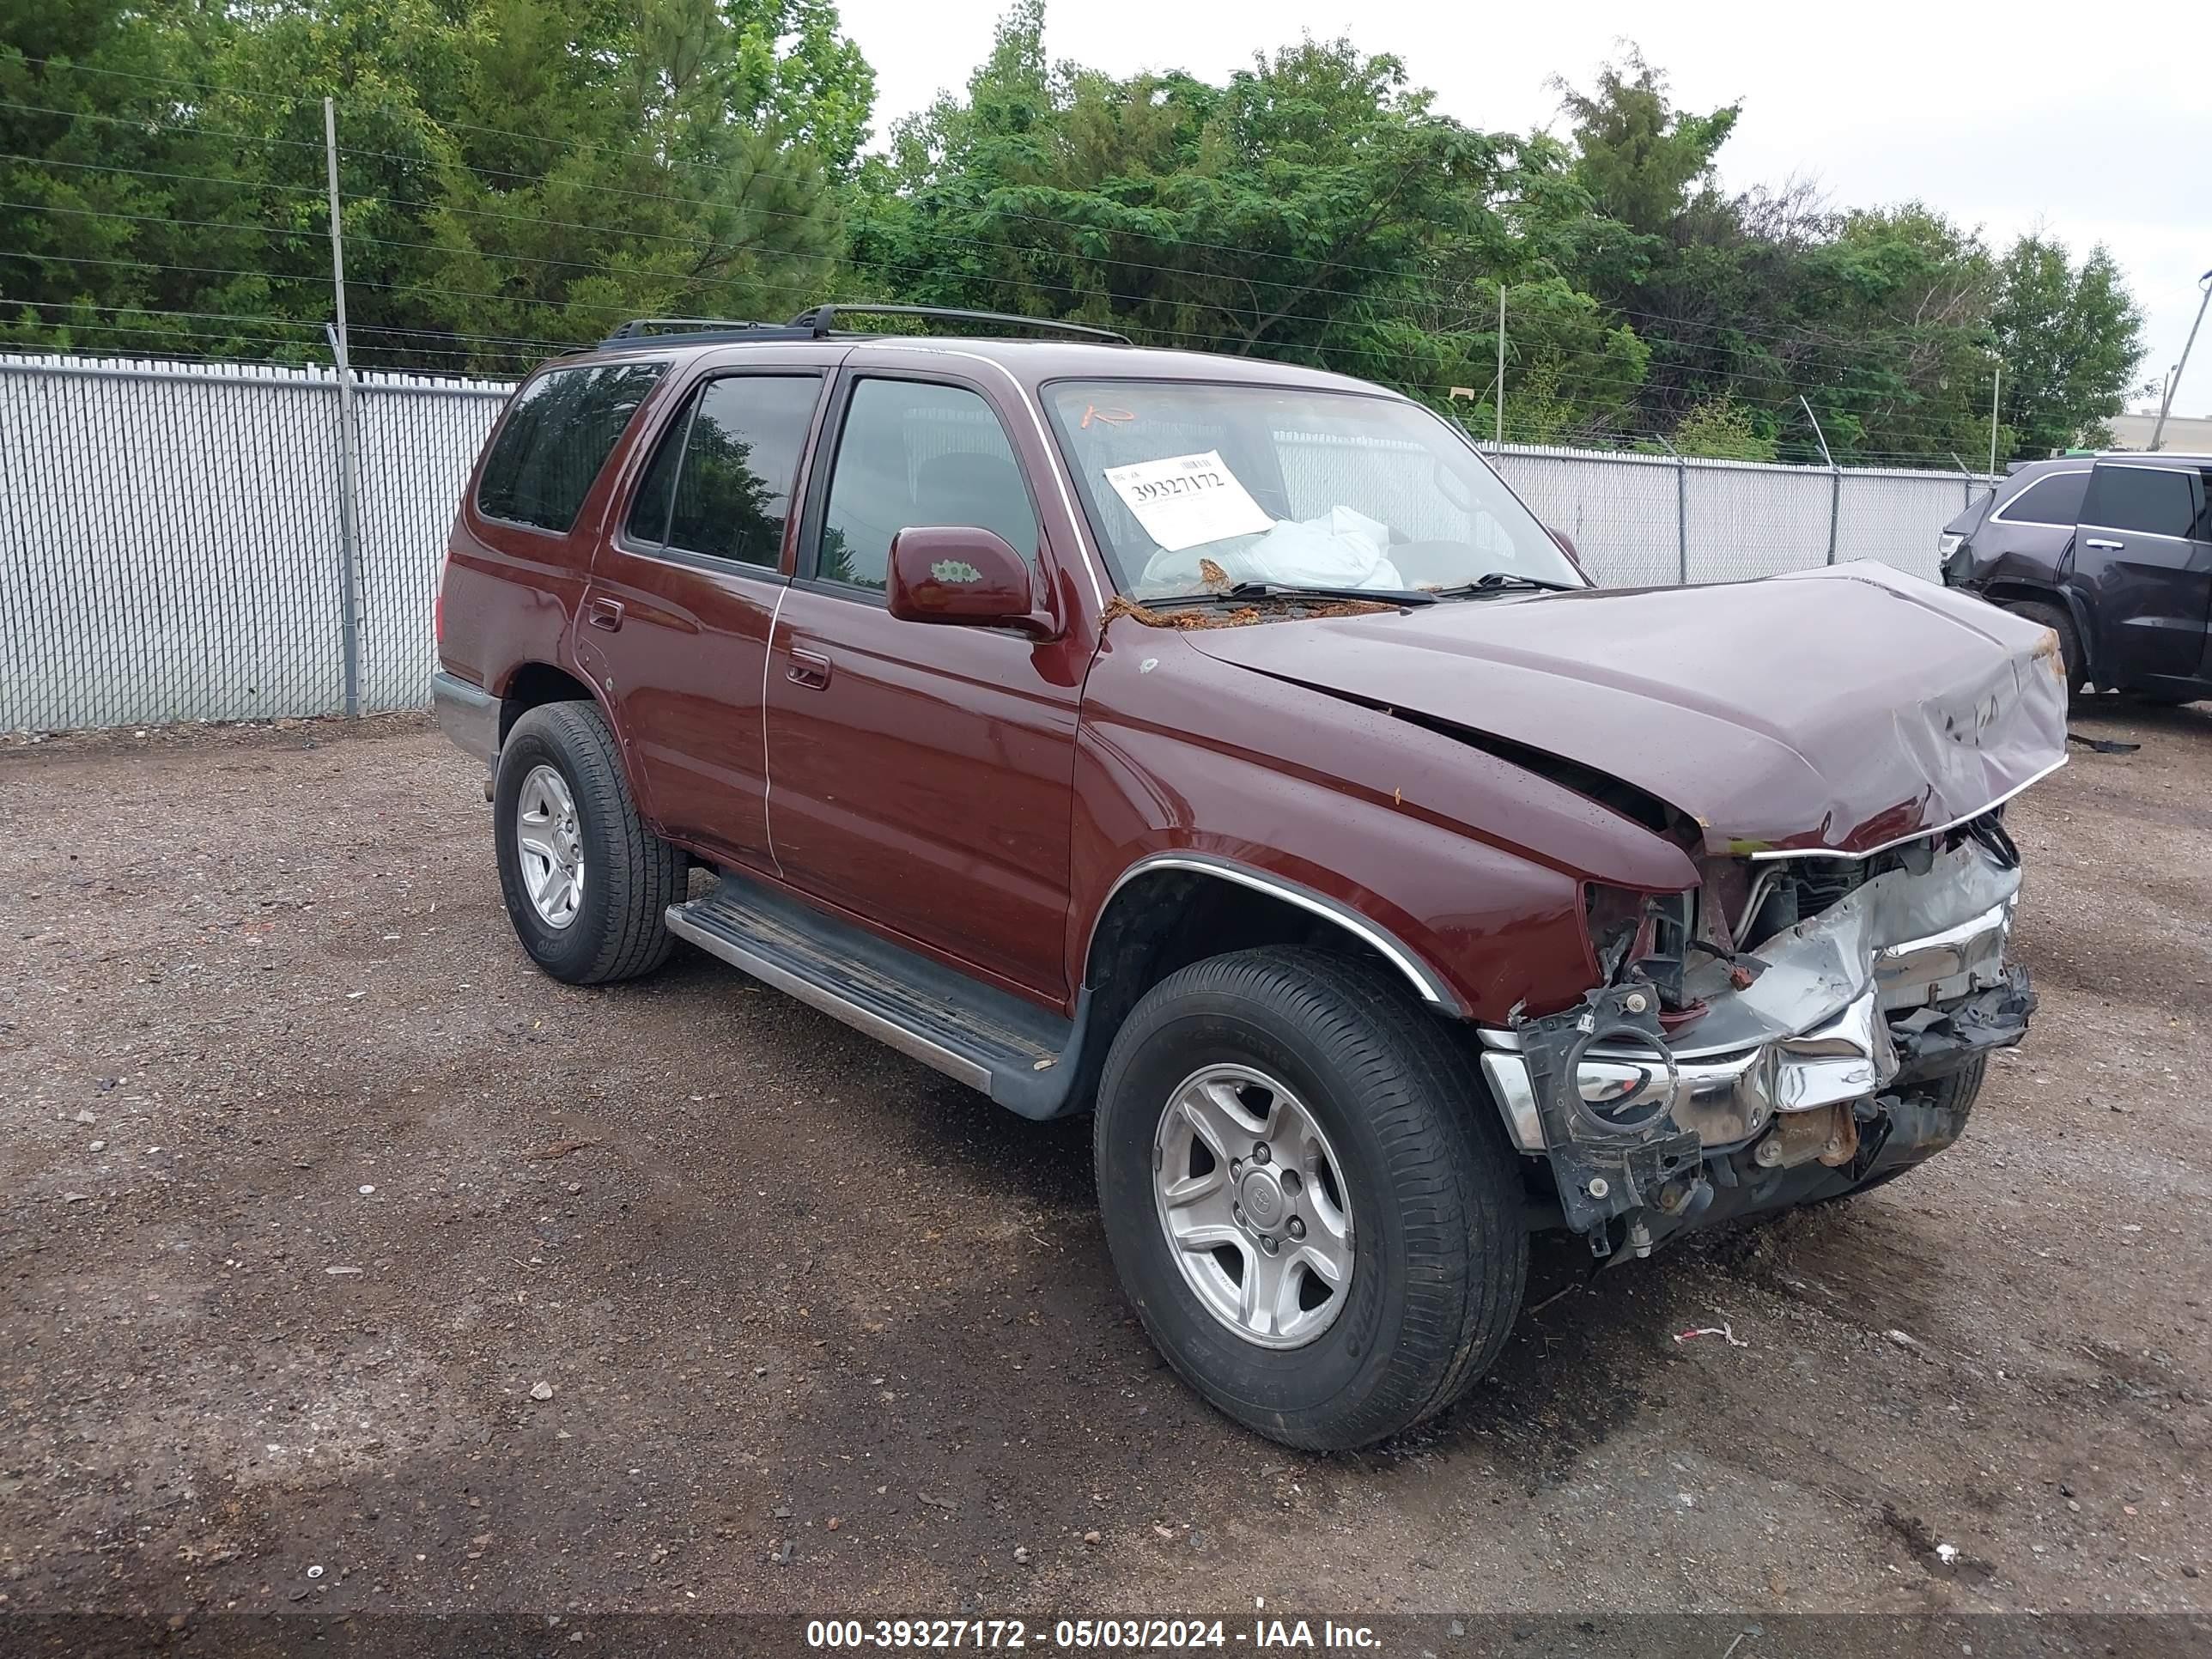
{"left": 2, "top": 702, "right": 2208, "bottom": 1633}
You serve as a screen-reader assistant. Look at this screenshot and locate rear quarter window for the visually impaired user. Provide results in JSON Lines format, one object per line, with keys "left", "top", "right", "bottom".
{"left": 476, "top": 361, "right": 668, "bottom": 533}
{"left": 1995, "top": 469, "right": 2090, "bottom": 528}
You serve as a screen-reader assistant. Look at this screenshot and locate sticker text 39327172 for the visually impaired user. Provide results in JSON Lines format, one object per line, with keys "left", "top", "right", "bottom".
{"left": 1101, "top": 450, "right": 1273, "bottom": 552}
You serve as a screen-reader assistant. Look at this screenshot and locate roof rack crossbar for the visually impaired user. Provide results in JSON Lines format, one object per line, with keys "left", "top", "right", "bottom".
{"left": 788, "top": 303, "right": 1132, "bottom": 345}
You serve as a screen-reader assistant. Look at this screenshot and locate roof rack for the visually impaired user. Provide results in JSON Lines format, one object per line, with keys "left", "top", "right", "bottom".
{"left": 787, "top": 303, "right": 1132, "bottom": 345}
{"left": 599, "top": 317, "right": 819, "bottom": 347}
{"left": 598, "top": 307, "right": 1134, "bottom": 350}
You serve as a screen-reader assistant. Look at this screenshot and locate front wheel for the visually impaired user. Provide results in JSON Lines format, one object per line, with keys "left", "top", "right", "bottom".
{"left": 1093, "top": 947, "right": 1528, "bottom": 1450}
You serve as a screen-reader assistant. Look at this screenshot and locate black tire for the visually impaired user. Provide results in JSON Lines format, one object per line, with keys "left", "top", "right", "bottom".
{"left": 493, "top": 700, "right": 681, "bottom": 985}
{"left": 1093, "top": 946, "right": 1528, "bottom": 1451}
{"left": 2008, "top": 599, "right": 2084, "bottom": 697}
{"left": 1826, "top": 1057, "right": 1989, "bottom": 1202}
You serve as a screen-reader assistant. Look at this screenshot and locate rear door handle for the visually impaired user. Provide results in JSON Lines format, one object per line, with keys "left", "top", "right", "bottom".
{"left": 586, "top": 597, "right": 625, "bottom": 631}
{"left": 787, "top": 648, "right": 832, "bottom": 690}
{"left": 2084, "top": 538, "right": 2124, "bottom": 551}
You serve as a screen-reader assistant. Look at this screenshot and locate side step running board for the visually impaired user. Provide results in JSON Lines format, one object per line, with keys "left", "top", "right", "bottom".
{"left": 665, "top": 875, "right": 1090, "bottom": 1120}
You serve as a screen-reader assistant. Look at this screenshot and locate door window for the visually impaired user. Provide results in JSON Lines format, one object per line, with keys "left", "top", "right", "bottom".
{"left": 2083, "top": 465, "right": 2196, "bottom": 538}
{"left": 626, "top": 375, "right": 819, "bottom": 568}
{"left": 625, "top": 392, "right": 694, "bottom": 544}
{"left": 816, "top": 380, "right": 1040, "bottom": 592}
{"left": 1995, "top": 470, "right": 2089, "bottom": 528}
{"left": 668, "top": 377, "right": 819, "bottom": 567}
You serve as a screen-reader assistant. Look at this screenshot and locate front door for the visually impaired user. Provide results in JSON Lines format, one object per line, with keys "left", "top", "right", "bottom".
{"left": 2075, "top": 460, "right": 2212, "bottom": 686}
{"left": 579, "top": 365, "right": 830, "bottom": 871}
{"left": 762, "top": 369, "right": 1087, "bottom": 1001}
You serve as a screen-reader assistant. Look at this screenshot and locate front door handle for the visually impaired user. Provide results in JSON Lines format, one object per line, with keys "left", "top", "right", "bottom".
{"left": 2084, "top": 538, "right": 2124, "bottom": 551}
{"left": 586, "top": 597, "right": 625, "bottom": 631}
{"left": 787, "top": 648, "right": 832, "bottom": 690}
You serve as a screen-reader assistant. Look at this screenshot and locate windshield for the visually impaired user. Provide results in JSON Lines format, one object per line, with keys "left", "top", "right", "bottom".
{"left": 1042, "top": 379, "right": 1583, "bottom": 601}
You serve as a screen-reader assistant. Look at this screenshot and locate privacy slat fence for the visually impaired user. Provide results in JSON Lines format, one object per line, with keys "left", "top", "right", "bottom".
{"left": 0, "top": 354, "right": 1990, "bottom": 734}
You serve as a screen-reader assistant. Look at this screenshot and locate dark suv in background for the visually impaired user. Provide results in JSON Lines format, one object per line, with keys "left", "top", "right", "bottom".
{"left": 1942, "top": 452, "right": 2212, "bottom": 702}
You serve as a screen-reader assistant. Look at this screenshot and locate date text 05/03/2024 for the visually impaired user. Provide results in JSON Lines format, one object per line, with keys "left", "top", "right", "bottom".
{"left": 805, "top": 1618, "right": 1383, "bottom": 1650}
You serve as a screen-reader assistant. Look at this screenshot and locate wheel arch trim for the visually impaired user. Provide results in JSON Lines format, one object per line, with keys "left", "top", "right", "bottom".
{"left": 1086, "top": 852, "right": 1466, "bottom": 1016}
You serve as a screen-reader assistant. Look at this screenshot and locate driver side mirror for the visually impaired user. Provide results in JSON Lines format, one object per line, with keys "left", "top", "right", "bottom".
{"left": 885, "top": 526, "right": 1059, "bottom": 640}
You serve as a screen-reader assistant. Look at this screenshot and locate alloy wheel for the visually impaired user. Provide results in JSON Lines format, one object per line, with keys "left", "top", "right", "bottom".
{"left": 515, "top": 763, "right": 585, "bottom": 929}
{"left": 1152, "top": 1063, "right": 1355, "bottom": 1348}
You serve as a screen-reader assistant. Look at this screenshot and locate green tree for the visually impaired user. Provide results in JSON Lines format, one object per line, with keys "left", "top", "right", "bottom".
{"left": 1545, "top": 53, "right": 2012, "bottom": 464}
{"left": 0, "top": 0, "right": 322, "bottom": 360}
{"left": 1992, "top": 234, "right": 2143, "bottom": 458}
{"left": 0, "top": 0, "right": 875, "bottom": 373}
{"left": 1671, "top": 395, "right": 1777, "bottom": 461}
{"left": 854, "top": 4, "right": 1646, "bottom": 428}
{"left": 1553, "top": 46, "right": 1735, "bottom": 238}
{"left": 0, "top": 2, "right": 2149, "bottom": 465}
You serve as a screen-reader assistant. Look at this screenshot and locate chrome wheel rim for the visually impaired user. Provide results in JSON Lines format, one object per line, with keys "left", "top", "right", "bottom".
{"left": 515, "top": 763, "right": 584, "bottom": 929}
{"left": 1152, "top": 1063, "right": 1355, "bottom": 1349}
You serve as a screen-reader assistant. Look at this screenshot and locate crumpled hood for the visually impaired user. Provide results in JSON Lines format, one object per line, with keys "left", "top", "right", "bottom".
{"left": 1182, "top": 561, "right": 2069, "bottom": 857}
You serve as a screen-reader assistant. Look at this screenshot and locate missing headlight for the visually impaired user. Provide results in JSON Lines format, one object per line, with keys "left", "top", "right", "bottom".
{"left": 1586, "top": 884, "right": 1694, "bottom": 1007}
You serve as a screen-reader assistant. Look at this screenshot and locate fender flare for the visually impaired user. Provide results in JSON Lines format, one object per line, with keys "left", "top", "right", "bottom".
{"left": 1085, "top": 851, "right": 1467, "bottom": 1016}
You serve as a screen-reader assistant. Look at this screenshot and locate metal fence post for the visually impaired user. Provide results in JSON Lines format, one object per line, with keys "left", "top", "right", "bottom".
{"left": 1495, "top": 283, "right": 1506, "bottom": 448}
{"left": 324, "top": 97, "right": 364, "bottom": 719}
{"left": 1988, "top": 362, "right": 2002, "bottom": 479}
{"left": 1800, "top": 395, "right": 1839, "bottom": 565}
{"left": 1657, "top": 435, "right": 1688, "bottom": 584}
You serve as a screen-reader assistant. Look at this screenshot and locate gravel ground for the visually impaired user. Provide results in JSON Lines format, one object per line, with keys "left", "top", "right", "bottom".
{"left": 2, "top": 702, "right": 2208, "bottom": 1631}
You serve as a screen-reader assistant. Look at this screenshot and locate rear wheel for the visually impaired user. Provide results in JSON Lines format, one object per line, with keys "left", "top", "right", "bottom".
{"left": 2006, "top": 600, "right": 2083, "bottom": 697}
{"left": 494, "top": 701, "right": 681, "bottom": 985}
{"left": 1093, "top": 947, "right": 1527, "bottom": 1450}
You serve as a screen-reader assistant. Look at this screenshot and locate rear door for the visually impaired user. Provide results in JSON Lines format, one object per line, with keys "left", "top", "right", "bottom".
{"left": 1945, "top": 464, "right": 2088, "bottom": 593}
{"left": 577, "top": 349, "right": 836, "bottom": 870}
{"left": 761, "top": 364, "right": 1089, "bottom": 1001}
{"left": 2074, "top": 460, "right": 2209, "bottom": 685}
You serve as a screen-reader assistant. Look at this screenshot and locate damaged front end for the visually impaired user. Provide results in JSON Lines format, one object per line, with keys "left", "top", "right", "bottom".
{"left": 1481, "top": 812, "right": 2034, "bottom": 1258}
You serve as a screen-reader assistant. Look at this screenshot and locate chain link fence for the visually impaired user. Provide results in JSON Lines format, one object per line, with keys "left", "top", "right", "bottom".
{"left": 0, "top": 354, "right": 1994, "bottom": 734}
{"left": 1, "top": 355, "right": 505, "bottom": 732}
{"left": 1486, "top": 443, "right": 1987, "bottom": 586}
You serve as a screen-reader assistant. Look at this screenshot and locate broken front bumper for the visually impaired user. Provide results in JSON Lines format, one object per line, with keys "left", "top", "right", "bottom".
{"left": 1480, "top": 836, "right": 2033, "bottom": 1253}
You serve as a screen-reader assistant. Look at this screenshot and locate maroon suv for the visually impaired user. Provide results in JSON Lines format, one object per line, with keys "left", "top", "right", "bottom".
{"left": 434, "top": 307, "right": 2069, "bottom": 1449}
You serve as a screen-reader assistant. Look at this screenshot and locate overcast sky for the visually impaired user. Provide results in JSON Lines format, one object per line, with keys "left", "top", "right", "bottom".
{"left": 838, "top": 0, "right": 2212, "bottom": 416}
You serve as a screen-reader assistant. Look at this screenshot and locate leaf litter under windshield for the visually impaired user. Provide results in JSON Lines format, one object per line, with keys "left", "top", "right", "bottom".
{"left": 1101, "top": 594, "right": 1396, "bottom": 630}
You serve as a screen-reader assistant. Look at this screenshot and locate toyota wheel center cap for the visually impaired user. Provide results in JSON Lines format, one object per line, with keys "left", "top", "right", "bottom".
{"left": 1240, "top": 1168, "right": 1285, "bottom": 1227}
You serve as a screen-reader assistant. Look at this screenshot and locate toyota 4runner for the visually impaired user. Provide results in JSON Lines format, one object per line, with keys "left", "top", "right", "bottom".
{"left": 433, "top": 305, "right": 2069, "bottom": 1450}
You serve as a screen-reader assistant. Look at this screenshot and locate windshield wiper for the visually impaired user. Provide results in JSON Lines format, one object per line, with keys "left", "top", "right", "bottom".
{"left": 1432, "top": 572, "right": 1580, "bottom": 597}
{"left": 1219, "top": 580, "right": 1439, "bottom": 607}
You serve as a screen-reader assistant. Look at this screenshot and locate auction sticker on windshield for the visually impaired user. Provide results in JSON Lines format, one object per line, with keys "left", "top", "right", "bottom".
{"left": 1102, "top": 451, "right": 1273, "bottom": 552}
